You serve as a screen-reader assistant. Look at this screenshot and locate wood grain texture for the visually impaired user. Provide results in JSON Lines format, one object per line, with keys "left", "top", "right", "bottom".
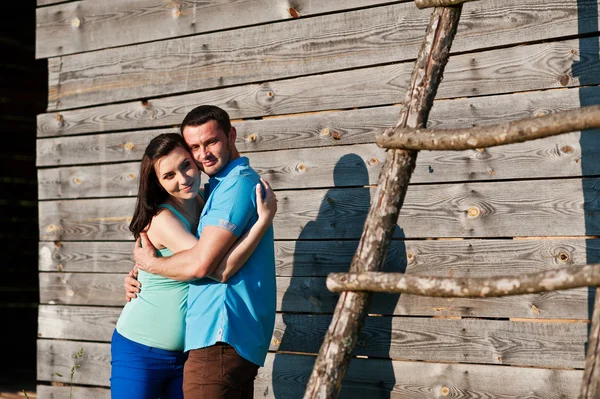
{"left": 38, "top": 38, "right": 600, "bottom": 139}
{"left": 35, "top": 0, "right": 397, "bottom": 58}
{"left": 37, "top": 269, "right": 591, "bottom": 322}
{"left": 37, "top": 237, "right": 600, "bottom": 319}
{"left": 38, "top": 241, "right": 136, "bottom": 273}
{"left": 276, "top": 315, "right": 587, "bottom": 368}
{"left": 38, "top": 305, "right": 120, "bottom": 341}
{"left": 37, "top": 85, "right": 600, "bottom": 166}
{"left": 37, "top": 129, "right": 597, "bottom": 199}
{"left": 44, "top": 1, "right": 600, "bottom": 110}
{"left": 377, "top": 105, "right": 600, "bottom": 151}
{"left": 38, "top": 178, "right": 600, "bottom": 241}
{"left": 38, "top": 237, "right": 600, "bottom": 274}
{"left": 36, "top": 386, "right": 108, "bottom": 399}
{"left": 36, "top": 352, "right": 583, "bottom": 398}
{"left": 37, "top": 314, "right": 587, "bottom": 384}
{"left": 37, "top": 0, "right": 75, "bottom": 6}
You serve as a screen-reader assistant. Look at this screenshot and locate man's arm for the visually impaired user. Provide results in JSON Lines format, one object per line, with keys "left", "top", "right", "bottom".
{"left": 135, "top": 227, "right": 238, "bottom": 281}
{"left": 124, "top": 268, "right": 140, "bottom": 302}
{"left": 135, "top": 176, "right": 258, "bottom": 281}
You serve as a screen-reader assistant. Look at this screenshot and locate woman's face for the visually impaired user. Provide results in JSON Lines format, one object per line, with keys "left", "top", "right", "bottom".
{"left": 154, "top": 146, "right": 200, "bottom": 200}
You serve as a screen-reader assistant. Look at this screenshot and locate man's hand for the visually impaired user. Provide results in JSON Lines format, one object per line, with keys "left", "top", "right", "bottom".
{"left": 134, "top": 231, "right": 158, "bottom": 273}
{"left": 124, "top": 268, "right": 141, "bottom": 302}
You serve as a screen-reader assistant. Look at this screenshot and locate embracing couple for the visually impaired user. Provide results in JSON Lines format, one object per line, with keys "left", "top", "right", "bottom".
{"left": 111, "top": 105, "right": 278, "bottom": 398}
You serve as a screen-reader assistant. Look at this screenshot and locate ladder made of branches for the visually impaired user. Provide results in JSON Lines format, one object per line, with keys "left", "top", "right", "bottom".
{"left": 302, "top": 1, "right": 600, "bottom": 398}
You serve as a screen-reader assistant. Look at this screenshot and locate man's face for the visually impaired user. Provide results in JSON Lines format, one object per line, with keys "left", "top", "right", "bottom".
{"left": 182, "top": 120, "right": 236, "bottom": 177}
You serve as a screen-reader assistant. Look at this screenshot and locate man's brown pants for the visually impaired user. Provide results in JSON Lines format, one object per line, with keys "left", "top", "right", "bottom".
{"left": 183, "top": 342, "right": 259, "bottom": 399}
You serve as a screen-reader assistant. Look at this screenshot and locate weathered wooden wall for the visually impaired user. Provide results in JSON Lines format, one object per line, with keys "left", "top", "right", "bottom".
{"left": 35, "top": 0, "right": 600, "bottom": 397}
{"left": 0, "top": 2, "right": 45, "bottom": 394}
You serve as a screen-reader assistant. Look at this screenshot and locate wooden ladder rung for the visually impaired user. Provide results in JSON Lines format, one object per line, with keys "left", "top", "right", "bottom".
{"left": 376, "top": 104, "right": 600, "bottom": 151}
{"left": 326, "top": 264, "right": 600, "bottom": 297}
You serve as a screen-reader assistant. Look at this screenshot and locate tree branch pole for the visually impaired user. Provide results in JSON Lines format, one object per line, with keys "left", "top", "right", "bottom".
{"left": 580, "top": 288, "right": 600, "bottom": 399}
{"left": 415, "top": 0, "right": 478, "bottom": 9}
{"left": 326, "top": 264, "right": 600, "bottom": 297}
{"left": 376, "top": 105, "right": 600, "bottom": 151}
{"left": 303, "top": 6, "right": 463, "bottom": 399}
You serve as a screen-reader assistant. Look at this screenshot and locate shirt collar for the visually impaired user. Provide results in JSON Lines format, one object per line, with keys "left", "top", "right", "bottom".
{"left": 208, "top": 156, "right": 249, "bottom": 189}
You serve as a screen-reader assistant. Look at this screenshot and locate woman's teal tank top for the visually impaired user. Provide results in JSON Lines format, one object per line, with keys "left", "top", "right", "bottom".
{"left": 116, "top": 204, "right": 193, "bottom": 352}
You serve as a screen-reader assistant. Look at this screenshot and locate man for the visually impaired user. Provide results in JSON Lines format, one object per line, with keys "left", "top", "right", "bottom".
{"left": 129, "top": 105, "right": 276, "bottom": 398}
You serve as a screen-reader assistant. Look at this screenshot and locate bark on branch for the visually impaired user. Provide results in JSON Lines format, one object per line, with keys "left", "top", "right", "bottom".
{"left": 415, "top": 0, "right": 478, "bottom": 9}
{"left": 581, "top": 288, "right": 600, "bottom": 398}
{"left": 303, "top": 6, "right": 463, "bottom": 399}
{"left": 376, "top": 105, "right": 600, "bottom": 151}
{"left": 326, "top": 264, "right": 600, "bottom": 297}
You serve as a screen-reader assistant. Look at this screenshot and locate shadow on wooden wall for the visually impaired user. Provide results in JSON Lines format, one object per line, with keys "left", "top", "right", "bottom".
{"left": 577, "top": 0, "right": 600, "bottom": 334}
{"left": 273, "top": 154, "right": 405, "bottom": 398}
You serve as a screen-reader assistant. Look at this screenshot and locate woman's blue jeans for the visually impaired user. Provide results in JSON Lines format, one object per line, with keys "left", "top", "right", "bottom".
{"left": 110, "top": 329, "right": 187, "bottom": 399}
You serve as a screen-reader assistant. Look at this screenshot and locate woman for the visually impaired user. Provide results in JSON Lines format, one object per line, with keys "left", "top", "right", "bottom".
{"left": 110, "top": 133, "right": 277, "bottom": 399}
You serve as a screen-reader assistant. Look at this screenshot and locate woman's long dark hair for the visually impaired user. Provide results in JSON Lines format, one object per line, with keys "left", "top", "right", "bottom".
{"left": 129, "top": 133, "right": 191, "bottom": 239}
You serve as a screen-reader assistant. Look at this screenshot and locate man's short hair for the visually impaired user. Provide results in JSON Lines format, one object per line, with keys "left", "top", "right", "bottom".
{"left": 180, "top": 105, "right": 232, "bottom": 136}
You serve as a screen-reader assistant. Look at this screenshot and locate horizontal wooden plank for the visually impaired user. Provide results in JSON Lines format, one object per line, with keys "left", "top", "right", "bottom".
{"left": 37, "top": 129, "right": 599, "bottom": 199}
{"left": 37, "top": 314, "right": 587, "bottom": 382}
{"left": 37, "top": 0, "right": 74, "bottom": 6}
{"left": 38, "top": 305, "right": 120, "bottom": 341}
{"left": 38, "top": 178, "right": 600, "bottom": 241}
{"left": 38, "top": 238, "right": 600, "bottom": 319}
{"left": 36, "top": 351, "right": 583, "bottom": 398}
{"left": 45, "top": 0, "right": 600, "bottom": 110}
{"left": 39, "top": 241, "right": 135, "bottom": 273}
{"left": 39, "top": 34, "right": 600, "bottom": 139}
{"left": 36, "top": 386, "right": 107, "bottom": 399}
{"left": 38, "top": 262, "right": 592, "bottom": 337}
{"left": 276, "top": 316, "right": 588, "bottom": 369}
{"left": 36, "top": 0, "right": 398, "bottom": 58}
{"left": 38, "top": 237, "right": 600, "bottom": 275}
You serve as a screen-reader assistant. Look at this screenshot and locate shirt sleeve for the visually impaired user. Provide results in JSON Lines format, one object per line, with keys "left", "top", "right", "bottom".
{"left": 201, "top": 176, "right": 257, "bottom": 237}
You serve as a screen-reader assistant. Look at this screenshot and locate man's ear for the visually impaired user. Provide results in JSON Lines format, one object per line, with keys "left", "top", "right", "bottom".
{"left": 228, "top": 126, "right": 237, "bottom": 149}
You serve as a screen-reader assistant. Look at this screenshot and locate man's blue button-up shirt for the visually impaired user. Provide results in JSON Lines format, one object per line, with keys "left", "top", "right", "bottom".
{"left": 185, "top": 157, "right": 276, "bottom": 367}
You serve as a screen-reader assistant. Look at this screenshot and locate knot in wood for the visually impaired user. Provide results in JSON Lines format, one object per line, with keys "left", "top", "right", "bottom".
{"left": 288, "top": 7, "right": 300, "bottom": 18}
{"left": 247, "top": 133, "right": 257, "bottom": 142}
{"left": 123, "top": 142, "right": 135, "bottom": 151}
{"left": 56, "top": 113, "right": 64, "bottom": 127}
{"left": 440, "top": 386, "right": 450, "bottom": 396}
{"left": 559, "top": 74, "right": 570, "bottom": 86}
{"left": 467, "top": 206, "right": 480, "bottom": 218}
{"left": 320, "top": 128, "right": 330, "bottom": 137}
{"left": 332, "top": 131, "right": 341, "bottom": 140}
{"left": 406, "top": 251, "right": 415, "bottom": 262}
{"left": 557, "top": 251, "right": 570, "bottom": 263}
{"left": 297, "top": 163, "right": 307, "bottom": 172}
{"left": 128, "top": 173, "right": 136, "bottom": 179}
{"left": 561, "top": 145, "right": 574, "bottom": 154}
{"left": 368, "top": 157, "right": 379, "bottom": 166}
{"left": 73, "top": 177, "right": 82, "bottom": 184}
{"left": 71, "top": 17, "right": 81, "bottom": 28}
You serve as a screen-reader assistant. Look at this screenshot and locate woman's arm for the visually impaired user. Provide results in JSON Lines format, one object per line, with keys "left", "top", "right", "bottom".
{"left": 210, "top": 178, "right": 278, "bottom": 282}
{"left": 147, "top": 208, "right": 198, "bottom": 254}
